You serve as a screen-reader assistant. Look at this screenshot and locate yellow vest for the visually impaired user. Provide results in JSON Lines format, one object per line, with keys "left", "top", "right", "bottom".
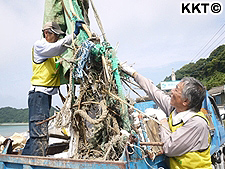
{"left": 168, "top": 111, "right": 212, "bottom": 169}
{"left": 31, "top": 50, "right": 60, "bottom": 87}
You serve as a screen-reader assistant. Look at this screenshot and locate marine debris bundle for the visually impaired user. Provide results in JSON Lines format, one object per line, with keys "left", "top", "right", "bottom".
{"left": 41, "top": 0, "right": 134, "bottom": 160}
{"left": 54, "top": 38, "right": 133, "bottom": 160}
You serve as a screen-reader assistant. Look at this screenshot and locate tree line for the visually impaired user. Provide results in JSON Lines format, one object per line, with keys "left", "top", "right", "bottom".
{"left": 0, "top": 107, "right": 55, "bottom": 123}
{"left": 164, "top": 44, "right": 225, "bottom": 90}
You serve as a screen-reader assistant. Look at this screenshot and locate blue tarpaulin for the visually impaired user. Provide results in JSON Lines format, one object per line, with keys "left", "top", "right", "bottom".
{"left": 134, "top": 101, "right": 158, "bottom": 112}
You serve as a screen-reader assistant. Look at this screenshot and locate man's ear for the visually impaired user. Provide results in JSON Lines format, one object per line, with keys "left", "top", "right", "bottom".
{"left": 182, "top": 99, "right": 190, "bottom": 107}
{"left": 42, "top": 30, "right": 46, "bottom": 38}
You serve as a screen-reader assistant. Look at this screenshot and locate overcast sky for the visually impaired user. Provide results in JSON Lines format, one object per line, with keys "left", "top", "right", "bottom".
{"left": 0, "top": 0, "right": 225, "bottom": 108}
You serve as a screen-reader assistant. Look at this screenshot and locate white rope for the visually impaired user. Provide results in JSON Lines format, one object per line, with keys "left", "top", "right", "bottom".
{"left": 129, "top": 143, "right": 155, "bottom": 169}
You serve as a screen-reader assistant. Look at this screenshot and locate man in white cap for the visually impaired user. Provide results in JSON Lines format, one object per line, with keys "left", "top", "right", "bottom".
{"left": 22, "top": 21, "right": 84, "bottom": 156}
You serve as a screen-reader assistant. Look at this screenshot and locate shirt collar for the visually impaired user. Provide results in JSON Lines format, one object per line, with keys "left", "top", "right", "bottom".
{"left": 172, "top": 109, "right": 197, "bottom": 125}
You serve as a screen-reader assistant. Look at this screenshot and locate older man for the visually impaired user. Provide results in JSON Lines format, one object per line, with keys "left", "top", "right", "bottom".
{"left": 121, "top": 64, "right": 212, "bottom": 169}
{"left": 22, "top": 21, "right": 84, "bottom": 156}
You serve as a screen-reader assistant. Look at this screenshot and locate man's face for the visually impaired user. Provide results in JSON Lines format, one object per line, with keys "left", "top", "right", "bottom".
{"left": 45, "top": 29, "right": 59, "bottom": 43}
{"left": 170, "top": 82, "right": 187, "bottom": 112}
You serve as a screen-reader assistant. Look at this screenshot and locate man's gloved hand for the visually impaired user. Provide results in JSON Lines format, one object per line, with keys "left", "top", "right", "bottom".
{"left": 74, "top": 20, "right": 85, "bottom": 35}
{"left": 120, "top": 62, "right": 137, "bottom": 77}
{"left": 145, "top": 108, "right": 167, "bottom": 121}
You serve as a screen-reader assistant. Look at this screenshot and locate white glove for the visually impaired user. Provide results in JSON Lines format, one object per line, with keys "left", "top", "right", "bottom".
{"left": 120, "top": 129, "right": 130, "bottom": 137}
{"left": 120, "top": 62, "right": 136, "bottom": 77}
{"left": 145, "top": 108, "right": 167, "bottom": 121}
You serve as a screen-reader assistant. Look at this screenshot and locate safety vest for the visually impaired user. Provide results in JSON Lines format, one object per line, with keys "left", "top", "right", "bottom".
{"left": 31, "top": 49, "right": 60, "bottom": 87}
{"left": 168, "top": 111, "right": 212, "bottom": 169}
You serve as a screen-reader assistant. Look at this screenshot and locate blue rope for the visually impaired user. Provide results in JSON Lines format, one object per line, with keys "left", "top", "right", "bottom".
{"left": 73, "top": 40, "right": 95, "bottom": 81}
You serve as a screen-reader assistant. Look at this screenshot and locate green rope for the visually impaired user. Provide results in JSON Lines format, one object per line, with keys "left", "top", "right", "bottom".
{"left": 110, "top": 51, "right": 131, "bottom": 132}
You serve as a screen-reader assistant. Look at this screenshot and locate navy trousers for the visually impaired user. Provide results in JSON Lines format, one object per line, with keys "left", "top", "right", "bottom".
{"left": 22, "top": 91, "right": 52, "bottom": 156}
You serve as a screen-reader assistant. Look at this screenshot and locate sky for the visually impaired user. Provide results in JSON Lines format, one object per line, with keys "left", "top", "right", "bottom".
{"left": 0, "top": 0, "right": 225, "bottom": 109}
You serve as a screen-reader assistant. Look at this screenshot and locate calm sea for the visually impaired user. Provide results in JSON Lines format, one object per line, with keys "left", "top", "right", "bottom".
{"left": 0, "top": 123, "right": 29, "bottom": 137}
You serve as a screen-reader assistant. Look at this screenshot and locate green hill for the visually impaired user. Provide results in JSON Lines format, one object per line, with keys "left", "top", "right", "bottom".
{"left": 164, "top": 44, "right": 225, "bottom": 90}
{"left": 0, "top": 107, "right": 56, "bottom": 123}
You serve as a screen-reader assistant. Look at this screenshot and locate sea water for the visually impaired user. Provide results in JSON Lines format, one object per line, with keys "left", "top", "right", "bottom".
{"left": 0, "top": 123, "right": 28, "bottom": 137}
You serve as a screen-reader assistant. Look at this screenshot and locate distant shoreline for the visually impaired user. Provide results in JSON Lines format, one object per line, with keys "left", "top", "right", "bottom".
{"left": 0, "top": 123, "right": 28, "bottom": 126}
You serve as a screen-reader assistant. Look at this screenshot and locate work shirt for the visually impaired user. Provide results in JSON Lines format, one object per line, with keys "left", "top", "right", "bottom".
{"left": 134, "top": 73, "right": 210, "bottom": 157}
{"left": 30, "top": 34, "right": 74, "bottom": 95}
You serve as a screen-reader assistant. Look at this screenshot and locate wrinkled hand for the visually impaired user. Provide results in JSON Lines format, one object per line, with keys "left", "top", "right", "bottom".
{"left": 145, "top": 108, "right": 167, "bottom": 121}
{"left": 120, "top": 62, "right": 137, "bottom": 77}
{"left": 74, "top": 20, "right": 85, "bottom": 35}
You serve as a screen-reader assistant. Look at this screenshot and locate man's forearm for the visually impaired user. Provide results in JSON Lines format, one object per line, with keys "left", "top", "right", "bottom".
{"left": 134, "top": 73, "right": 172, "bottom": 116}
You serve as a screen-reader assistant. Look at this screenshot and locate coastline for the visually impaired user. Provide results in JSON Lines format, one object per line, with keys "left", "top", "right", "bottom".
{"left": 0, "top": 123, "right": 28, "bottom": 126}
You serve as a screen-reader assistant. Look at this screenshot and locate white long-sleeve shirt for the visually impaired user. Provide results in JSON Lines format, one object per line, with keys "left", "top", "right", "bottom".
{"left": 30, "top": 34, "right": 74, "bottom": 95}
{"left": 33, "top": 34, "right": 73, "bottom": 63}
{"left": 134, "top": 73, "right": 210, "bottom": 157}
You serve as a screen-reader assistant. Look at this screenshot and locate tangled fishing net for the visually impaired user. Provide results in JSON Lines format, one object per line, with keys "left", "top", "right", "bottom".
{"left": 55, "top": 38, "right": 133, "bottom": 160}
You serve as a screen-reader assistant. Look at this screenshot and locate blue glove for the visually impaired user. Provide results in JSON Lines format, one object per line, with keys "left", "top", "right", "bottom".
{"left": 74, "top": 20, "right": 85, "bottom": 35}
